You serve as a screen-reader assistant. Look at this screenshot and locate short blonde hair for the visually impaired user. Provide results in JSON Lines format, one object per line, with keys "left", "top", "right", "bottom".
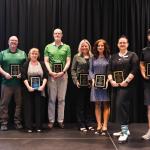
{"left": 28, "top": 48, "right": 40, "bottom": 60}
{"left": 77, "top": 39, "right": 92, "bottom": 57}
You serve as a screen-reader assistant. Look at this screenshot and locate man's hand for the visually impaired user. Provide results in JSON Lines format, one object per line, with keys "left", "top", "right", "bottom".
{"left": 4, "top": 73, "right": 12, "bottom": 80}
{"left": 16, "top": 73, "right": 21, "bottom": 79}
{"left": 56, "top": 72, "right": 64, "bottom": 78}
{"left": 49, "top": 72, "right": 57, "bottom": 79}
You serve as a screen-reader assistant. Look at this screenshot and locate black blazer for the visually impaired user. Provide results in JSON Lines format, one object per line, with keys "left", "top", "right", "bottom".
{"left": 21, "top": 60, "right": 48, "bottom": 82}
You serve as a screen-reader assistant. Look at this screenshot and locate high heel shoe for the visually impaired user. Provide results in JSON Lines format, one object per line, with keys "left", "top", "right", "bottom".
{"left": 94, "top": 128, "right": 102, "bottom": 135}
{"left": 101, "top": 130, "right": 107, "bottom": 136}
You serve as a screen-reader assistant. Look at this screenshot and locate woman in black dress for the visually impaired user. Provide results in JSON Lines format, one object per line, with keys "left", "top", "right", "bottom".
{"left": 140, "top": 29, "right": 150, "bottom": 140}
{"left": 108, "top": 35, "right": 139, "bottom": 143}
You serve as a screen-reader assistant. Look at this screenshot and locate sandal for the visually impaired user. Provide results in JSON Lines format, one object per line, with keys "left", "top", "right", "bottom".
{"left": 80, "top": 127, "right": 87, "bottom": 132}
{"left": 88, "top": 126, "right": 95, "bottom": 131}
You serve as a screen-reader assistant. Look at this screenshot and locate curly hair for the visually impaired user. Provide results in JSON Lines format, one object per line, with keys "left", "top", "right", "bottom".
{"left": 92, "top": 39, "right": 110, "bottom": 59}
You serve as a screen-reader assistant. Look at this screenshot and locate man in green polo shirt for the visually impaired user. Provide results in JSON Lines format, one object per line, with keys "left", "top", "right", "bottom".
{"left": 44, "top": 28, "right": 71, "bottom": 129}
{"left": 0, "top": 36, "right": 27, "bottom": 131}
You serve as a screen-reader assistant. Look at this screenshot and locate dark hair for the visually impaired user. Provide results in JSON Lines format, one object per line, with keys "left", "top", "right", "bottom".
{"left": 118, "top": 35, "right": 128, "bottom": 43}
{"left": 92, "top": 39, "right": 110, "bottom": 59}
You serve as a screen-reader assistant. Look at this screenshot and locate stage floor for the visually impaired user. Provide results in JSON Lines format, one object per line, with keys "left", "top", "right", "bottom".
{"left": 0, "top": 123, "right": 150, "bottom": 150}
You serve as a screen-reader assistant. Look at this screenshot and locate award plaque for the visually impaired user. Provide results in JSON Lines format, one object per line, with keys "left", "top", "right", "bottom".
{"left": 10, "top": 64, "right": 20, "bottom": 77}
{"left": 95, "top": 74, "right": 106, "bottom": 88}
{"left": 113, "top": 71, "right": 124, "bottom": 83}
{"left": 79, "top": 73, "right": 89, "bottom": 86}
{"left": 30, "top": 77, "right": 41, "bottom": 90}
{"left": 53, "top": 63, "right": 63, "bottom": 73}
{"left": 146, "top": 63, "right": 150, "bottom": 77}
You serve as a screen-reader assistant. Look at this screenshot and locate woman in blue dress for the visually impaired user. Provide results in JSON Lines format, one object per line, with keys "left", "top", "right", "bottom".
{"left": 89, "top": 39, "right": 110, "bottom": 135}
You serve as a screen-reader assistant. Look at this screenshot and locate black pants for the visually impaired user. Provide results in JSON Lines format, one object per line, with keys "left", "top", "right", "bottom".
{"left": 116, "top": 86, "right": 132, "bottom": 125}
{"left": 23, "top": 90, "right": 42, "bottom": 130}
{"left": 76, "top": 87, "right": 93, "bottom": 128}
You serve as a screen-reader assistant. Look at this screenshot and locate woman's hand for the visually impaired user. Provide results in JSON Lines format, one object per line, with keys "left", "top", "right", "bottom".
{"left": 38, "top": 85, "right": 45, "bottom": 91}
{"left": 103, "top": 79, "right": 109, "bottom": 89}
{"left": 27, "top": 86, "right": 34, "bottom": 92}
{"left": 120, "top": 81, "right": 128, "bottom": 87}
{"left": 143, "top": 74, "right": 149, "bottom": 80}
{"left": 76, "top": 81, "right": 80, "bottom": 88}
{"left": 110, "top": 80, "right": 119, "bottom": 87}
{"left": 92, "top": 79, "right": 95, "bottom": 87}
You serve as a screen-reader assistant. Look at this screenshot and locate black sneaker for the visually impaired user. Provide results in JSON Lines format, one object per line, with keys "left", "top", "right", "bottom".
{"left": 58, "top": 122, "right": 64, "bottom": 129}
{"left": 1, "top": 124, "right": 8, "bottom": 131}
{"left": 15, "top": 122, "right": 23, "bottom": 129}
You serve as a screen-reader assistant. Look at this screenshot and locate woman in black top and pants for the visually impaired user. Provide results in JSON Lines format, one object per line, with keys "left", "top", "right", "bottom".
{"left": 21, "top": 48, "right": 48, "bottom": 133}
{"left": 108, "top": 36, "right": 139, "bottom": 143}
{"left": 71, "top": 39, "right": 94, "bottom": 132}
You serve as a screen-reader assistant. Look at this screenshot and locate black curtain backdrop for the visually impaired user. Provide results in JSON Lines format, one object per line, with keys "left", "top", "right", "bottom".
{"left": 0, "top": 0, "right": 150, "bottom": 123}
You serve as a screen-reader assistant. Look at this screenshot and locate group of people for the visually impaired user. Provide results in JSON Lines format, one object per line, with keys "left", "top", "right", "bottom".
{"left": 0, "top": 28, "right": 150, "bottom": 144}
{"left": 0, "top": 29, "right": 71, "bottom": 133}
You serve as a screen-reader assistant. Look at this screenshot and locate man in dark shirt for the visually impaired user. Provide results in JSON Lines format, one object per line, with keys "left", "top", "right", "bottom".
{"left": 0, "top": 36, "right": 27, "bottom": 131}
{"left": 140, "top": 29, "right": 150, "bottom": 140}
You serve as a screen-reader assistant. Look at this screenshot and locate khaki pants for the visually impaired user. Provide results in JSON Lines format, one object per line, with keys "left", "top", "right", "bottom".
{"left": 47, "top": 73, "right": 68, "bottom": 123}
{"left": 0, "top": 84, "right": 22, "bottom": 124}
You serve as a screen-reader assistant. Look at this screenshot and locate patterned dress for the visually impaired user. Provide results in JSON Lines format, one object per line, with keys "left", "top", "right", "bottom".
{"left": 89, "top": 56, "right": 110, "bottom": 102}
